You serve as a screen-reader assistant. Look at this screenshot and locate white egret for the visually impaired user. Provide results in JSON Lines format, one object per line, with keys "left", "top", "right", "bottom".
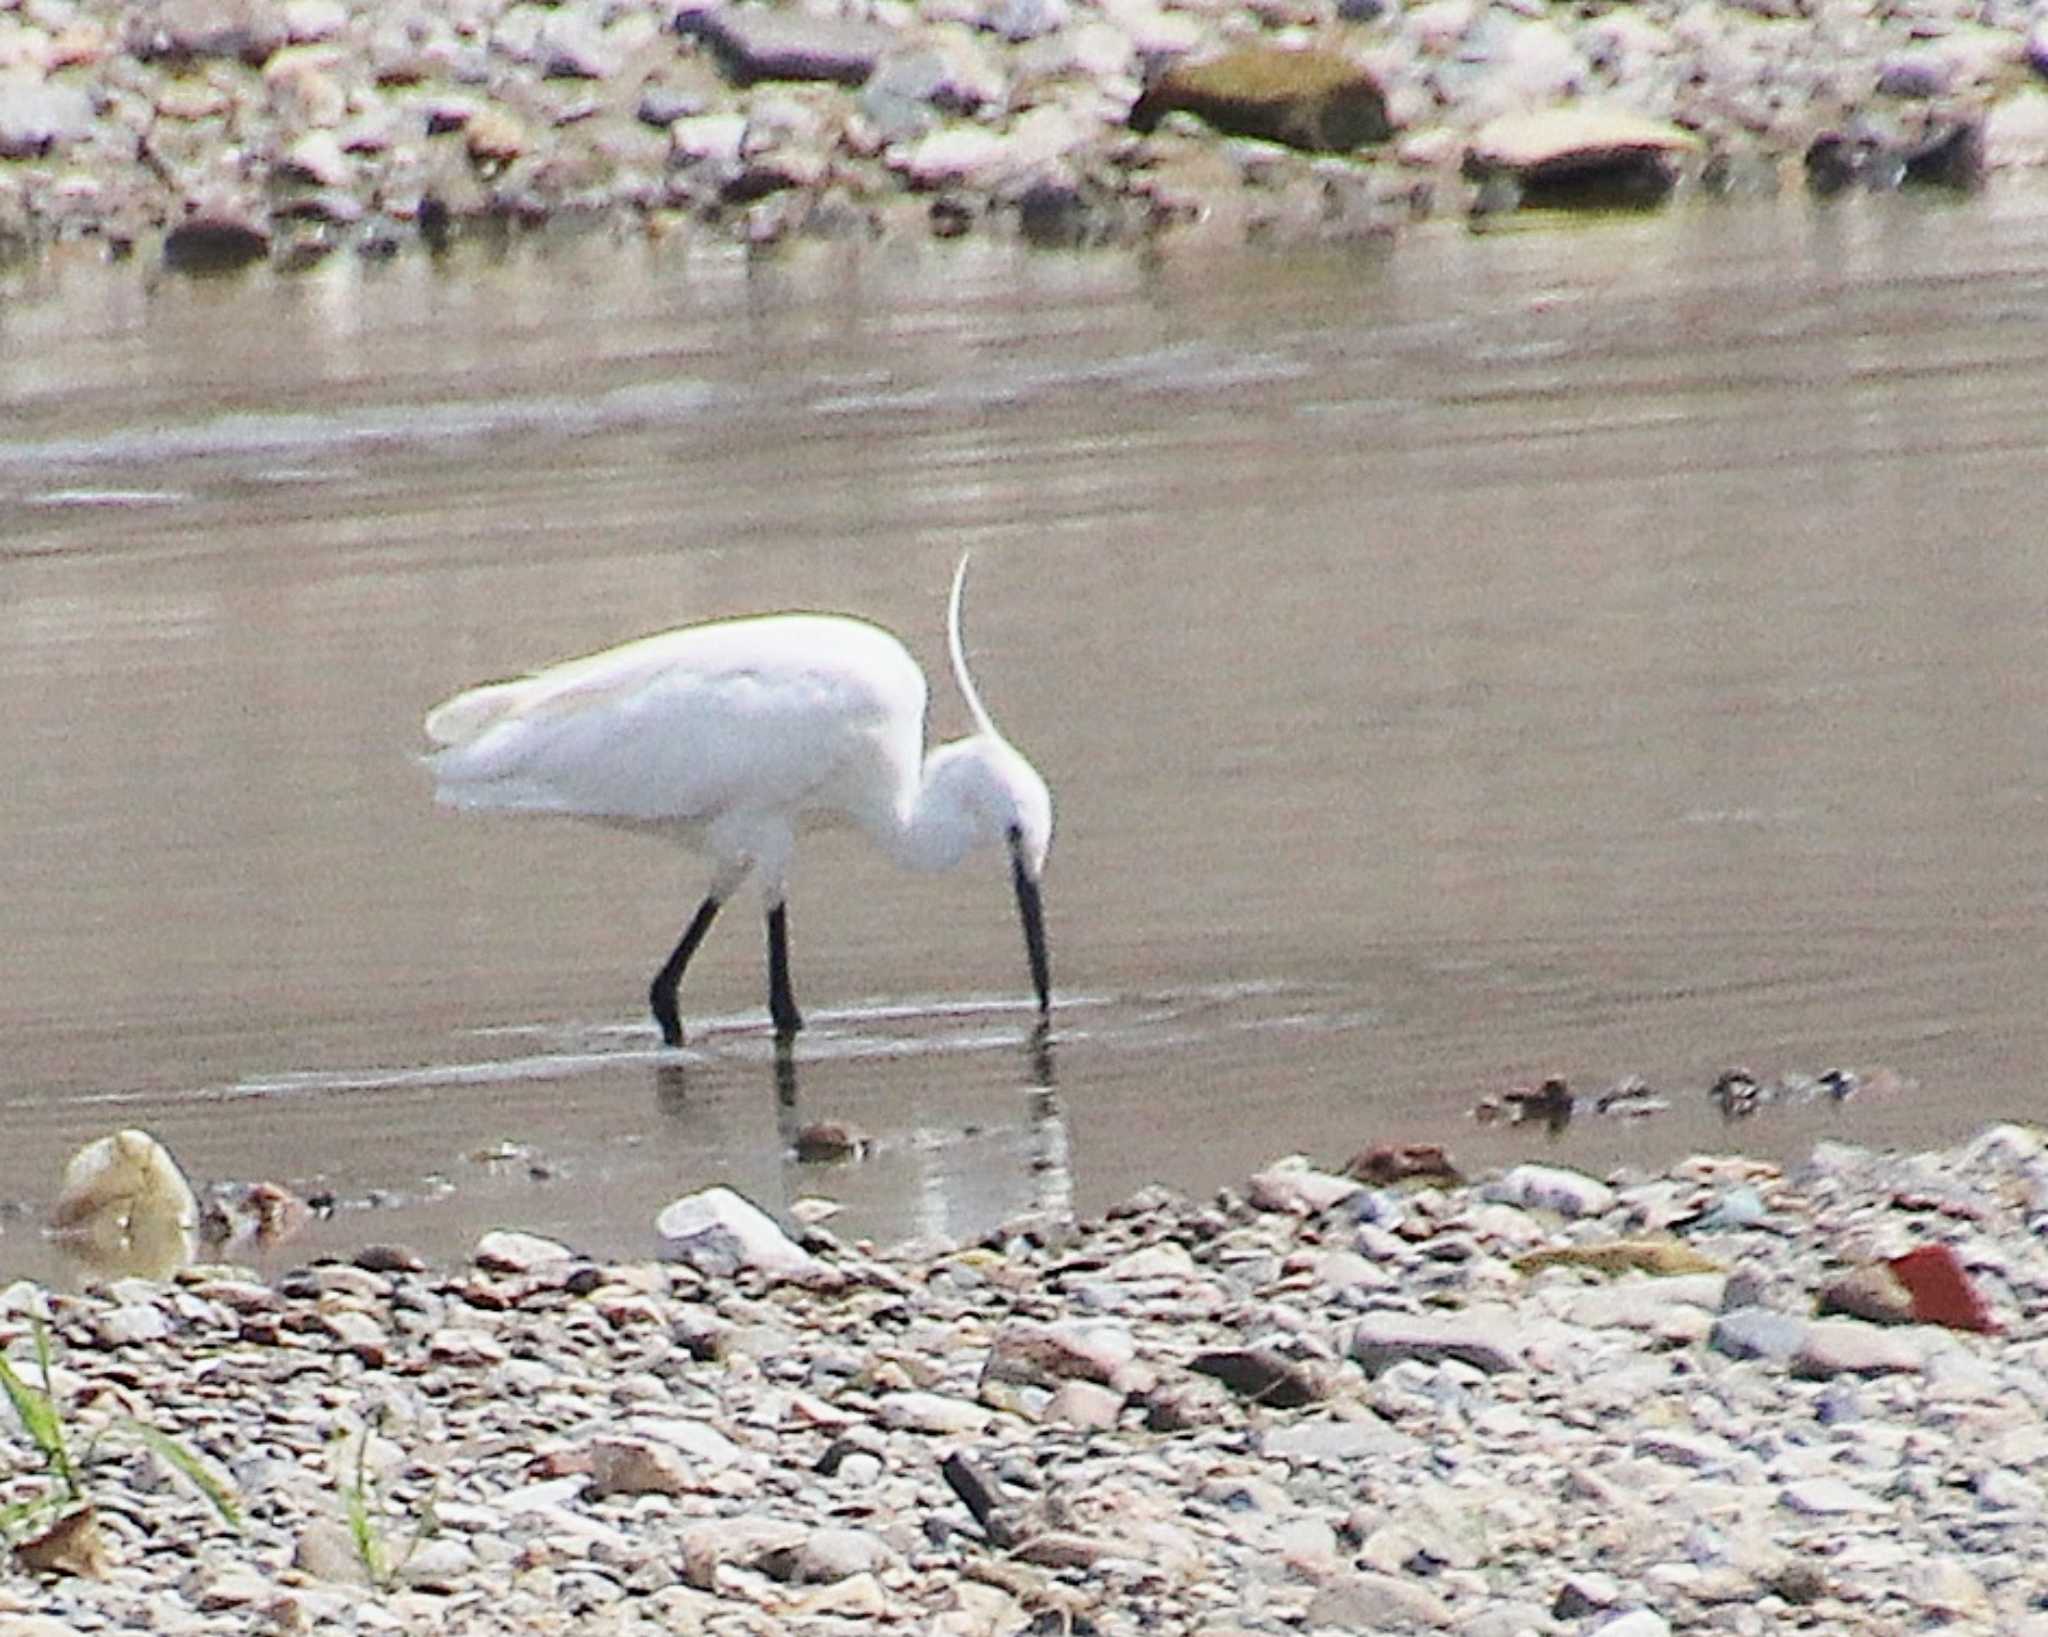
{"left": 423, "top": 555, "right": 1053, "bottom": 1047}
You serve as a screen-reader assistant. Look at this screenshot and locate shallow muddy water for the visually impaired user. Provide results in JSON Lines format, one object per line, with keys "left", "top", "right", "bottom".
{"left": 5, "top": 193, "right": 2048, "bottom": 1284}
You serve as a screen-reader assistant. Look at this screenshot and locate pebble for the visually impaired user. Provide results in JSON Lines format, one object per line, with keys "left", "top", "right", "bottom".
{"left": 1780, "top": 1476, "right": 1891, "bottom": 1516}
{"left": 584, "top": 1435, "right": 693, "bottom": 1497}
{"left": 1484, "top": 1161, "right": 1616, "bottom": 1217}
{"left": 1709, "top": 1306, "right": 1809, "bottom": 1361}
{"left": 4, "top": 1125, "right": 2047, "bottom": 1632}
{"left": 654, "top": 1183, "right": 833, "bottom": 1283}
{"left": 1593, "top": 1612, "right": 1674, "bottom": 1637}
{"left": 1792, "top": 1317, "right": 1932, "bottom": 1377}
{"left": 471, "top": 1229, "right": 575, "bottom": 1273}
{"left": 1351, "top": 1308, "right": 1525, "bottom": 1374}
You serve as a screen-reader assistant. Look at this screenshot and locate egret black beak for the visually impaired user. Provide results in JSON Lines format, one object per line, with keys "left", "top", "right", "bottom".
{"left": 1009, "top": 829, "right": 1051, "bottom": 1018}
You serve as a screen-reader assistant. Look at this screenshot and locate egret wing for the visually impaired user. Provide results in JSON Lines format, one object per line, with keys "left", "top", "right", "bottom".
{"left": 426, "top": 615, "right": 924, "bottom": 825}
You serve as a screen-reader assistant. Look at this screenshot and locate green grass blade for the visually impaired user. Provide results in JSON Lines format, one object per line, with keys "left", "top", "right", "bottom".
{"left": 28, "top": 1316, "right": 79, "bottom": 1499}
{"left": 127, "top": 1422, "right": 243, "bottom": 1532}
{"left": 0, "top": 1352, "right": 76, "bottom": 1503}
{"left": 345, "top": 1426, "right": 387, "bottom": 1589}
{"left": 0, "top": 1493, "right": 63, "bottom": 1540}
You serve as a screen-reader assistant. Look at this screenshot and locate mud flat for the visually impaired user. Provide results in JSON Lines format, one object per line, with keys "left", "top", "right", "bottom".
{"left": 4, "top": 0, "right": 2048, "bottom": 267}
{"left": 3, "top": 1123, "right": 2046, "bottom": 1633}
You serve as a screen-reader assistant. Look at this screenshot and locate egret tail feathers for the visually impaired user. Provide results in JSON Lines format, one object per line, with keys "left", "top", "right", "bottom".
{"left": 423, "top": 680, "right": 528, "bottom": 748}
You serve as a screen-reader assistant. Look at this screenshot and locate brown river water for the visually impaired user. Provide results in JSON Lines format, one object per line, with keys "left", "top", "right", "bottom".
{"left": 5, "top": 192, "right": 2048, "bottom": 1285}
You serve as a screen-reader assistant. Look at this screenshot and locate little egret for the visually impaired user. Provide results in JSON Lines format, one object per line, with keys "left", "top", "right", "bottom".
{"left": 423, "top": 555, "right": 1053, "bottom": 1047}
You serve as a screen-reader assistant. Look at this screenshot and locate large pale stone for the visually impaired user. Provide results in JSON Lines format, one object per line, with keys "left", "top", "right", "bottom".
{"left": 656, "top": 1185, "right": 832, "bottom": 1284}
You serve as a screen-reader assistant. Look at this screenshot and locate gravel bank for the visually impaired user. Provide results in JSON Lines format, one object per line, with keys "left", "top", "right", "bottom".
{"left": 4, "top": 0, "right": 2048, "bottom": 265}
{"left": 5, "top": 1123, "right": 2047, "bottom": 1633}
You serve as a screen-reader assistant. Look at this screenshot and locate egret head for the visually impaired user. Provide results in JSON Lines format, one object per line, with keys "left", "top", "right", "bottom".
{"left": 918, "top": 733, "right": 1053, "bottom": 871}
{"left": 992, "top": 737, "right": 1053, "bottom": 882}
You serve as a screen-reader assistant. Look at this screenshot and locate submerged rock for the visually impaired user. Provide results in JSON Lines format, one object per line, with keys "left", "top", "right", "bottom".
{"left": 162, "top": 215, "right": 271, "bottom": 273}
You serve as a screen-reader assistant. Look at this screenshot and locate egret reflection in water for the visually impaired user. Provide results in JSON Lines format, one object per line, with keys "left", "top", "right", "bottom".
{"left": 652, "top": 1006, "right": 1067, "bottom": 1245}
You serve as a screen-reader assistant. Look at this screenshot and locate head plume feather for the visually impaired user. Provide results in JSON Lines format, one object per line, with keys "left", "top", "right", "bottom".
{"left": 947, "top": 552, "right": 1000, "bottom": 740}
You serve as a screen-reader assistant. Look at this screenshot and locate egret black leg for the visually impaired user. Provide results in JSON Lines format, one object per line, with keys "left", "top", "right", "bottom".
{"left": 650, "top": 894, "right": 722, "bottom": 1048}
{"left": 766, "top": 902, "right": 803, "bottom": 1039}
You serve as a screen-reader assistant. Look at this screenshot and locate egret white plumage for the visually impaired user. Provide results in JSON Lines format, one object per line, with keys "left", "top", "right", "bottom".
{"left": 423, "top": 555, "right": 1053, "bottom": 1047}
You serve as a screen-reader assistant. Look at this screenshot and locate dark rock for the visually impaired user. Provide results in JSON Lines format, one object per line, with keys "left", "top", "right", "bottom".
{"left": 1011, "top": 172, "right": 1127, "bottom": 248}
{"left": 793, "top": 1121, "right": 870, "bottom": 1163}
{"left": 1803, "top": 123, "right": 1909, "bottom": 194}
{"left": 1143, "top": 1374, "right": 1235, "bottom": 1431}
{"left": 1817, "top": 1264, "right": 1915, "bottom": 1326}
{"left": 928, "top": 193, "right": 975, "bottom": 236}
{"left": 1875, "top": 51, "right": 1951, "bottom": 99}
{"left": 1129, "top": 46, "right": 1392, "bottom": 153}
{"left": 1709, "top": 1067, "right": 1763, "bottom": 1117}
{"left": 1901, "top": 120, "right": 1983, "bottom": 190}
{"left": 940, "top": 1451, "right": 1019, "bottom": 1546}
{"left": 1344, "top": 1143, "right": 1463, "bottom": 1187}
{"left": 353, "top": 1243, "right": 427, "bottom": 1275}
{"left": 1763, "top": 1562, "right": 1829, "bottom": 1605}
{"left": 637, "top": 86, "right": 705, "bottom": 128}
{"left": 1187, "top": 1347, "right": 1336, "bottom": 1409}
{"left": 162, "top": 215, "right": 271, "bottom": 273}
{"left": 691, "top": 8, "right": 895, "bottom": 88}
{"left": 1552, "top": 1573, "right": 1620, "bottom": 1618}
{"left": 418, "top": 195, "right": 453, "bottom": 252}
{"left": 812, "top": 1437, "right": 870, "bottom": 1477}
{"left": 1804, "top": 131, "right": 1866, "bottom": 194}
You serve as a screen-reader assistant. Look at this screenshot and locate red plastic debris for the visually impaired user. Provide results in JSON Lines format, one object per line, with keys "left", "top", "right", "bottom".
{"left": 1885, "top": 1244, "right": 2001, "bottom": 1335}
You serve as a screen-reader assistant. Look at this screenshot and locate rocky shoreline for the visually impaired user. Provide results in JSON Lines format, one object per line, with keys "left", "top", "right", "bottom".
{"left": 4, "top": 1123, "right": 2047, "bottom": 1633}
{"left": 4, "top": 0, "right": 2048, "bottom": 268}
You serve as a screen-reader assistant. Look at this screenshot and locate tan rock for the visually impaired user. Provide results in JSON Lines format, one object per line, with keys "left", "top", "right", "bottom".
{"left": 1465, "top": 105, "right": 1698, "bottom": 183}
{"left": 465, "top": 107, "right": 526, "bottom": 164}
{"left": 1130, "top": 44, "right": 1392, "bottom": 153}
{"left": 14, "top": 1508, "right": 111, "bottom": 1580}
